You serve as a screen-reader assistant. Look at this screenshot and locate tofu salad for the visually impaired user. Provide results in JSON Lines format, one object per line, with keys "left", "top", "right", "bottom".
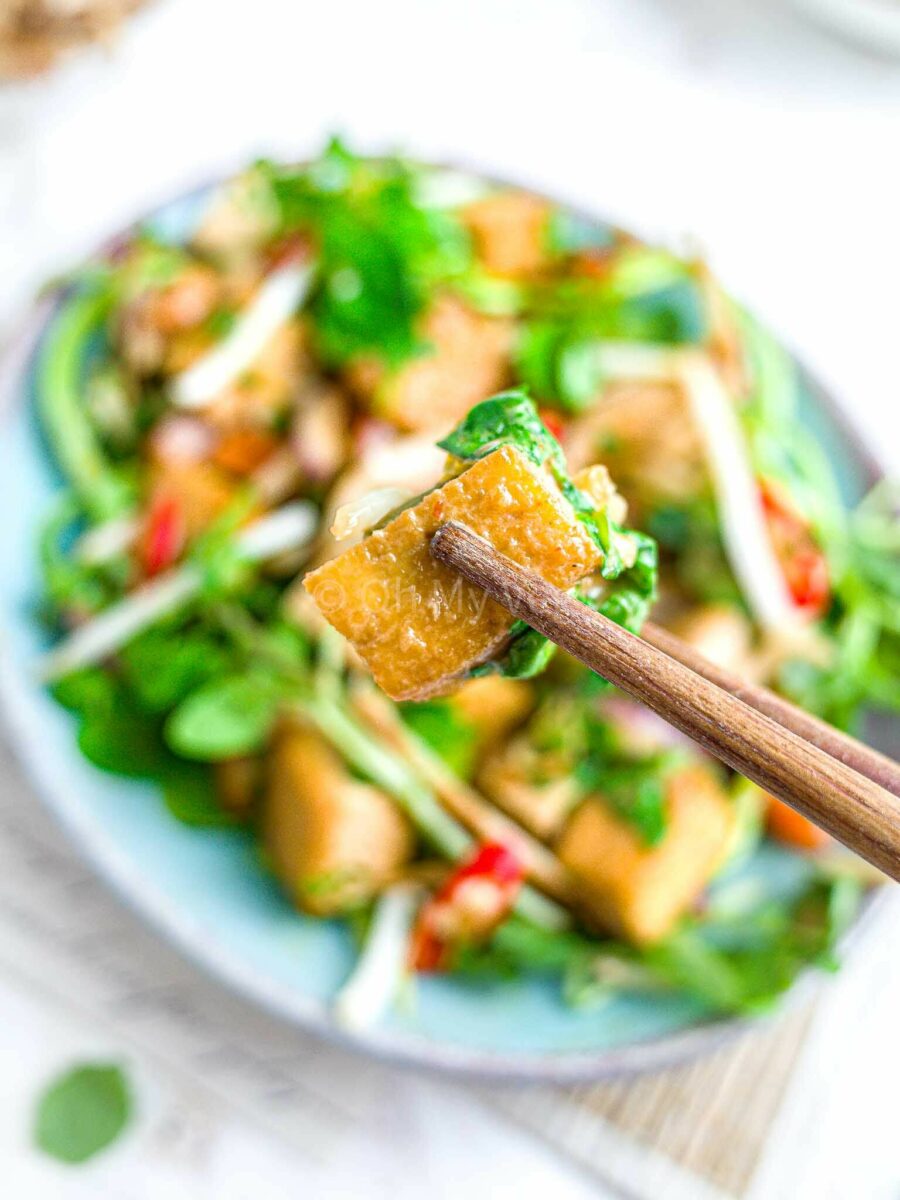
{"left": 34, "top": 138, "right": 897, "bottom": 1029}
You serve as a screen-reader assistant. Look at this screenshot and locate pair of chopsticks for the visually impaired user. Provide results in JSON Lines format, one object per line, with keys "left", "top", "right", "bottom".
{"left": 430, "top": 522, "right": 900, "bottom": 881}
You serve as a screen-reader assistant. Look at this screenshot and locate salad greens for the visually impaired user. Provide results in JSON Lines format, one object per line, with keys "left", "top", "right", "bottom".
{"left": 261, "top": 138, "right": 471, "bottom": 367}
{"left": 29, "top": 136, "right": 887, "bottom": 1031}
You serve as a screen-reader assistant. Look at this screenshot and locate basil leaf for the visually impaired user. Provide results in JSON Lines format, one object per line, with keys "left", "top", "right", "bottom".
{"left": 165, "top": 673, "right": 285, "bottom": 760}
{"left": 34, "top": 1063, "right": 132, "bottom": 1164}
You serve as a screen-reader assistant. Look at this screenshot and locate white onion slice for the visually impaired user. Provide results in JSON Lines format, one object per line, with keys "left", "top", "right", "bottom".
{"left": 75, "top": 515, "right": 140, "bottom": 565}
{"left": 333, "top": 884, "right": 421, "bottom": 1032}
{"left": 150, "top": 414, "right": 217, "bottom": 464}
{"left": 677, "top": 353, "right": 800, "bottom": 633}
{"left": 331, "top": 487, "right": 412, "bottom": 543}
{"left": 171, "top": 261, "right": 313, "bottom": 410}
{"left": 38, "top": 502, "right": 317, "bottom": 681}
{"left": 593, "top": 341, "right": 677, "bottom": 383}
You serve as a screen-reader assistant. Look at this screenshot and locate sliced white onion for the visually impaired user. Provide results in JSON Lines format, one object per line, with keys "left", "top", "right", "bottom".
{"left": 593, "top": 341, "right": 678, "bottom": 383}
{"left": 38, "top": 569, "right": 200, "bottom": 683}
{"left": 149, "top": 414, "right": 216, "bottom": 464}
{"left": 677, "top": 353, "right": 800, "bottom": 634}
{"left": 413, "top": 168, "right": 491, "bottom": 210}
{"left": 235, "top": 501, "right": 317, "bottom": 560}
{"left": 171, "top": 261, "right": 313, "bottom": 410}
{"left": 333, "top": 884, "right": 421, "bottom": 1033}
{"left": 331, "top": 487, "right": 412, "bottom": 543}
{"left": 76, "top": 515, "right": 140, "bottom": 566}
{"left": 38, "top": 502, "right": 318, "bottom": 681}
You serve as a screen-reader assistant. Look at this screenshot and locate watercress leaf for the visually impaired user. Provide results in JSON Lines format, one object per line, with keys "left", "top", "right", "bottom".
{"left": 163, "top": 765, "right": 237, "bottom": 827}
{"left": 165, "top": 673, "right": 284, "bottom": 760}
{"left": 438, "top": 388, "right": 563, "bottom": 471}
{"left": 51, "top": 667, "right": 116, "bottom": 716}
{"left": 120, "top": 627, "right": 231, "bottom": 713}
{"left": 480, "top": 624, "right": 556, "bottom": 681}
{"left": 34, "top": 1062, "right": 132, "bottom": 1165}
{"left": 78, "top": 700, "right": 168, "bottom": 778}
{"left": 399, "top": 699, "right": 479, "bottom": 778}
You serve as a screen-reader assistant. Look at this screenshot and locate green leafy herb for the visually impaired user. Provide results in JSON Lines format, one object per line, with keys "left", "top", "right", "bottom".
{"left": 163, "top": 766, "right": 238, "bottom": 827}
{"left": 399, "top": 699, "right": 479, "bottom": 778}
{"left": 164, "top": 672, "right": 287, "bottom": 760}
{"left": 262, "top": 139, "right": 471, "bottom": 368}
{"left": 516, "top": 251, "right": 705, "bottom": 411}
{"left": 34, "top": 1062, "right": 132, "bottom": 1164}
{"left": 119, "top": 625, "right": 230, "bottom": 714}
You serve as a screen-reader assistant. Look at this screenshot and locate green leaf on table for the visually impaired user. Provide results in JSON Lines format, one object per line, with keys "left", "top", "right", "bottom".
{"left": 165, "top": 673, "right": 284, "bottom": 760}
{"left": 34, "top": 1062, "right": 132, "bottom": 1165}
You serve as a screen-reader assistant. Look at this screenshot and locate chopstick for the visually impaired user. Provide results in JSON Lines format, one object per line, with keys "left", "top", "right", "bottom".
{"left": 641, "top": 621, "right": 900, "bottom": 799}
{"left": 430, "top": 522, "right": 900, "bottom": 881}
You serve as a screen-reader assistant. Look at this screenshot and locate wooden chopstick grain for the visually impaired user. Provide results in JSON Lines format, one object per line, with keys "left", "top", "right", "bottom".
{"left": 430, "top": 522, "right": 900, "bottom": 881}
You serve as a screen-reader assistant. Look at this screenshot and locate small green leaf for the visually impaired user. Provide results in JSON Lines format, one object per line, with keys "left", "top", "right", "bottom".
{"left": 399, "top": 699, "right": 479, "bottom": 778}
{"left": 34, "top": 1062, "right": 132, "bottom": 1165}
{"left": 165, "top": 673, "right": 284, "bottom": 760}
{"left": 163, "top": 766, "right": 237, "bottom": 827}
{"left": 120, "top": 627, "right": 230, "bottom": 713}
{"left": 78, "top": 704, "right": 168, "bottom": 778}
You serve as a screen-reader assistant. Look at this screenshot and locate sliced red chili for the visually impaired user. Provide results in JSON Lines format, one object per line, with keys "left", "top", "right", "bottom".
{"left": 538, "top": 408, "right": 566, "bottom": 443}
{"left": 141, "top": 492, "right": 186, "bottom": 577}
{"left": 759, "top": 480, "right": 830, "bottom": 615}
{"left": 410, "top": 842, "right": 524, "bottom": 973}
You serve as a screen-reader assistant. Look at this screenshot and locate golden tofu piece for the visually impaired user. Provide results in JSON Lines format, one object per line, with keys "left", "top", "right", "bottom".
{"left": 345, "top": 295, "right": 513, "bottom": 432}
{"left": 479, "top": 752, "right": 577, "bottom": 842}
{"left": 555, "top": 765, "right": 734, "bottom": 944}
{"left": 564, "top": 380, "right": 706, "bottom": 515}
{"left": 461, "top": 191, "right": 553, "bottom": 278}
{"left": 450, "top": 676, "right": 535, "bottom": 753}
{"left": 214, "top": 755, "right": 263, "bottom": 819}
{"left": 262, "top": 726, "right": 414, "bottom": 915}
{"left": 146, "top": 460, "right": 237, "bottom": 538}
{"left": 304, "top": 445, "right": 602, "bottom": 700}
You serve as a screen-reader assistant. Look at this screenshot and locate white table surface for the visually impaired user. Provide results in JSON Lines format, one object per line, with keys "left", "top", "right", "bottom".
{"left": 1, "top": 2, "right": 898, "bottom": 1196}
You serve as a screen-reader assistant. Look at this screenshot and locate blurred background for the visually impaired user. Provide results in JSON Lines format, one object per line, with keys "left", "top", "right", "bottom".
{"left": 1, "top": 2, "right": 898, "bottom": 1197}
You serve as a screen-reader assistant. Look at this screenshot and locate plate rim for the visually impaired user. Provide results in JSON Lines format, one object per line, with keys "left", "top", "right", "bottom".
{"left": 0, "top": 171, "right": 888, "bottom": 1083}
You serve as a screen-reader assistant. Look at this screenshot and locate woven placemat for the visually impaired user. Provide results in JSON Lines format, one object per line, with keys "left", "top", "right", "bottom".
{"left": 488, "top": 1006, "right": 813, "bottom": 1199}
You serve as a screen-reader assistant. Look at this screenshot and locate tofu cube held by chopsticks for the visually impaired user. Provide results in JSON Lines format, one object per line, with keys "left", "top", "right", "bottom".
{"left": 304, "top": 445, "right": 602, "bottom": 700}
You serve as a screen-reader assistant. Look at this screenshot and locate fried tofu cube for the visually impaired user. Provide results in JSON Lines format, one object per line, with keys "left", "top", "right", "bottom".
{"left": 146, "top": 460, "right": 237, "bottom": 538}
{"left": 345, "top": 295, "right": 513, "bottom": 432}
{"left": 555, "top": 765, "right": 734, "bottom": 944}
{"left": 461, "top": 191, "right": 553, "bottom": 278}
{"left": 304, "top": 445, "right": 602, "bottom": 700}
{"left": 450, "top": 676, "right": 535, "bottom": 753}
{"left": 262, "top": 725, "right": 414, "bottom": 915}
{"left": 478, "top": 751, "right": 578, "bottom": 842}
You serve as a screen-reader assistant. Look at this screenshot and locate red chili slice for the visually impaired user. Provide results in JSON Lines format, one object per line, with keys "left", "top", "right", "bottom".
{"left": 141, "top": 493, "right": 186, "bottom": 577}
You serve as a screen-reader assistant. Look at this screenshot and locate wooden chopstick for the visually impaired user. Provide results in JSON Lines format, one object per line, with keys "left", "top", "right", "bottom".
{"left": 430, "top": 522, "right": 900, "bottom": 881}
{"left": 641, "top": 621, "right": 900, "bottom": 799}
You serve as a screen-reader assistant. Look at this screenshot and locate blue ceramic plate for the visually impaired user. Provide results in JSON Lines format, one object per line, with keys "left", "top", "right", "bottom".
{"left": 0, "top": 181, "right": 885, "bottom": 1081}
